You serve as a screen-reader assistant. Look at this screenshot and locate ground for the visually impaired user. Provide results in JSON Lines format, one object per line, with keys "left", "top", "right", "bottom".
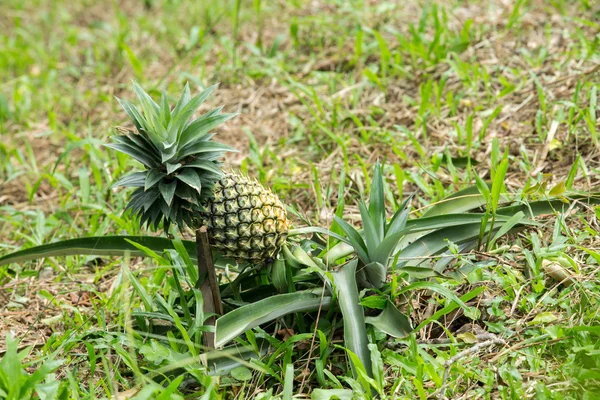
{"left": 1, "top": 0, "right": 600, "bottom": 398}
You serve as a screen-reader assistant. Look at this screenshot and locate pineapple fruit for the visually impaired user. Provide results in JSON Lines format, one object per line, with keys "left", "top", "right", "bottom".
{"left": 109, "top": 82, "right": 289, "bottom": 262}
{"left": 200, "top": 173, "right": 290, "bottom": 262}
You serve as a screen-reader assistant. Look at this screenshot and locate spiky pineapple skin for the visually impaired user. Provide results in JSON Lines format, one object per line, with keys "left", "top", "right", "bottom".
{"left": 200, "top": 172, "right": 289, "bottom": 262}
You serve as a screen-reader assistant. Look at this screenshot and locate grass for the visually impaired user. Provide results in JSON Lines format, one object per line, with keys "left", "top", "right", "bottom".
{"left": 2, "top": 0, "right": 600, "bottom": 398}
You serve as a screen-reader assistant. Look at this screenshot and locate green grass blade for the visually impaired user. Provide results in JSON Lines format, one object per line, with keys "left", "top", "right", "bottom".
{"left": 414, "top": 286, "right": 486, "bottom": 331}
{"left": 490, "top": 157, "right": 509, "bottom": 215}
{"left": 283, "top": 363, "right": 294, "bottom": 400}
{"left": 398, "top": 281, "right": 478, "bottom": 319}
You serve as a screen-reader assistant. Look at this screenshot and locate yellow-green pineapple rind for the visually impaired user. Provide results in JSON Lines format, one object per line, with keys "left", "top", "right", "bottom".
{"left": 201, "top": 172, "right": 290, "bottom": 262}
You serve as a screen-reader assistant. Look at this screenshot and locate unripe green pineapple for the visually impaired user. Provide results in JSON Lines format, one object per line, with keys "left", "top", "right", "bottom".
{"left": 200, "top": 172, "right": 290, "bottom": 262}
{"left": 109, "top": 82, "right": 289, "bottom": 262}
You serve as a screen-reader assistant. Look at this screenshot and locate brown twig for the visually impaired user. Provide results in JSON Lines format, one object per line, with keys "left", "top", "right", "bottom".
{"left": 196, "top": 227, "right": 223, "bottom": 349}
{"left": 385, "top": 333, "right": 499, "bottom": 349}
{"left": 438, "top": 337, "right": 506, "bottom": 400}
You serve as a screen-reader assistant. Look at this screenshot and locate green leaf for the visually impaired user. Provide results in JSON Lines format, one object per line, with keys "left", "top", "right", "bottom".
{"left": 158, "top": 180, "right": 177, "bottom": 206}
{"left": 529, "top": 312, "right": 558, "bottom": 325}
{"left": 122, "top": 261, "right": 154, "bottom": 311}
{"left": 215, "top": 292, "right": 332, "bottom": 348}
{"left": 22, "top": 359, "right": 64, "bottom": 396}
{"left": 358, "top": 201, "right": 379, "bottom": 259}
{"left": 230, "top": 366, "right": 253, "bottom": 381}
{"left": 330, "top": 260, "right": 372, "bottom": 379}
{"left": 131, "top": 81, "right": 159, "bottom": 114}
{"left": 403, "top": 213, "right": 524, "bottom": 235}
{"left": 111, "top": 171, "right": 147, "bottom": 188}
{"left": 357, "top": 261, "right": 387, "bottom": 289}
{"left": 165, "top": 162, "right": 182, "bottom": 175}
{"left": 365, "top": 300, "right": 413, "bottom": 338}
{"left": 159, "top": 91, "right": 171, "bottom": 126}
{"left": 491, "top": 157, "right": 509, "bottom": 214}
{"left": 549, "top": 181, "right": 566, "bottom": 197}
{"left": 205, "top": 339, "right": 271, "bottom": 376}
{"left": 360, "top": 295, "right": 387, "bottom": 309}
{"left": 398, "top": 281, "right": 478, "bottom": 319}
{"left": 324, "top": 213, "right": 529, "bottom": 264}
{"left": 117, "top": 97, "right": 147, "bottom": 132}
{"left": 0, "top": 235, "right": 241, "bottom": 268}
{"left": 333, "top": 216, "right": 369, "bottom": 262}
{"left": 473, "top": 171, "right": 490, "bottom": 204}
{"left": 176, "top": 168, "right": 203, "bottom": 193}
{"left": 398, "top": 223, "right": 489, "bottom": 268}
{"left": 368, "top": 161, "right": 385, "bottom": 241}
{"left": 489, "top": 211, "right": 525, "bottom": 247}
{"left": 174, "top": 184, "right": 198, "bottom": 205}
{"left": 386, "top": 197, "right": 411, "bottom": 236}
{"left": 171, "top": 82, "right": 191, "bottom": 118}
{"left": 422, "top": 184, "right": 488, "bottom": 217}
{"left": 369, "top": 343, "right": 385, "bottom": 395}
{"left": 105, "top": 143, "right": 158, "bottom": 168}
{"left": 179, "top": 113, "right": 238, "bottom": 148}
{"left": 132, "top": 81, "right": 166, "bottom": 138}
{"left": 292, "top": 246, "right": 321, "bottom": 269}
{"left": 123, "top": 238, "right": 169, "bottom": 264}
{"left": 0, "top": 236, "right": 193, "bottom": 266}
{"left": 184, "top": 159, "right": 224, "bottom": 176}
{"left": 156, "top": 376, "right": 184, "bottom": 400}
{"left": 176, "top": 141, "right": 238, "bottom": 162}
{"left": 271, "top": 257, "right": 288, "bottom": 293}
{"left": 145, "top": 170, "right": 166, "bottom": 190}
{"left": 168, "top": 84, "right": 219, "bottom": 141}
{"left": 372, "top": 230, "right": 404, "bottom": 266}
{"left": 283, "top": 363, "right": 294, "bottom": 400}
{"left": 311, "top": 389, "right": 353, "bottom": 400}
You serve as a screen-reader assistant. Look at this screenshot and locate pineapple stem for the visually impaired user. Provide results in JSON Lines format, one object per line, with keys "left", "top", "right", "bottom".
{"left": 196, "top": 227, "right": 223, "bottom": 349}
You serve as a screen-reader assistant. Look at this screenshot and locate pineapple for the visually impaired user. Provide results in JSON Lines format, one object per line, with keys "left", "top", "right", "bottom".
{"left": 109, "top": 82, "right": 290, "bottom": 262}
{"left": 200, "top": 172, "right": 290, "bottom": 262}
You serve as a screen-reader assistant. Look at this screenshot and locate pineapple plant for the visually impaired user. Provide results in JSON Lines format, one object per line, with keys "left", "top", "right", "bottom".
{"left": 108, "top": 82, "right": 290, "bottom": 263}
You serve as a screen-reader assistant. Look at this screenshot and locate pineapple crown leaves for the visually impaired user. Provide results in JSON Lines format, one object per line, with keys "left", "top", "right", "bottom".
{"left": 107, "top": 81, "right": 239, "bottom": 232}
{"left": 333, "top": 161, "right": 412, "bottom": 287}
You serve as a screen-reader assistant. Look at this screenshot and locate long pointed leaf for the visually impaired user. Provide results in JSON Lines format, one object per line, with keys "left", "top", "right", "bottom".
{"left": 0, "top": 236, "right": 191, "bottom": 265}
{"left": 398, "top": 223, "right": 491, "bottom": 269}
{"left": 421, "top": 185, "right": 488, "bottom": 217}
{"left": 333, "top": 216, "right": 369, "bottom": 263}
{"left": 168, "top": 84, "right": 219, "bottom": 141}
{"left": 331, "top": 260, "right": 372, "bottom": 379}
{"left": 358, "top": 201, "right": 380, "bottom": 260}
{"left": 176, "top": 168, "right": 203, "bottom": 193}
{"left": 386, "top": 196, "right": 412, "bottom": 236}
{"left": 368, "top": 161, "right": 385, "bottom": 241}
{"left": 111, "top": 171, "right": 147, "bottom": 188}
{"left": 179, "top": 113, "right": 238, "bottom": 148}
{"left": 104, "top": 143, "right": 158, "bottom": 168}
{"left": 0, "top": 236, "right": 239, "bottom": 267}
{"left": 365, "top": 299, "right": 412, "bottom": 338}
{"left": 215, "top": 292, "right": 332, "bottom": 348}
{"left": 177, "top": 141, "right": 238, "bottom": 161}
